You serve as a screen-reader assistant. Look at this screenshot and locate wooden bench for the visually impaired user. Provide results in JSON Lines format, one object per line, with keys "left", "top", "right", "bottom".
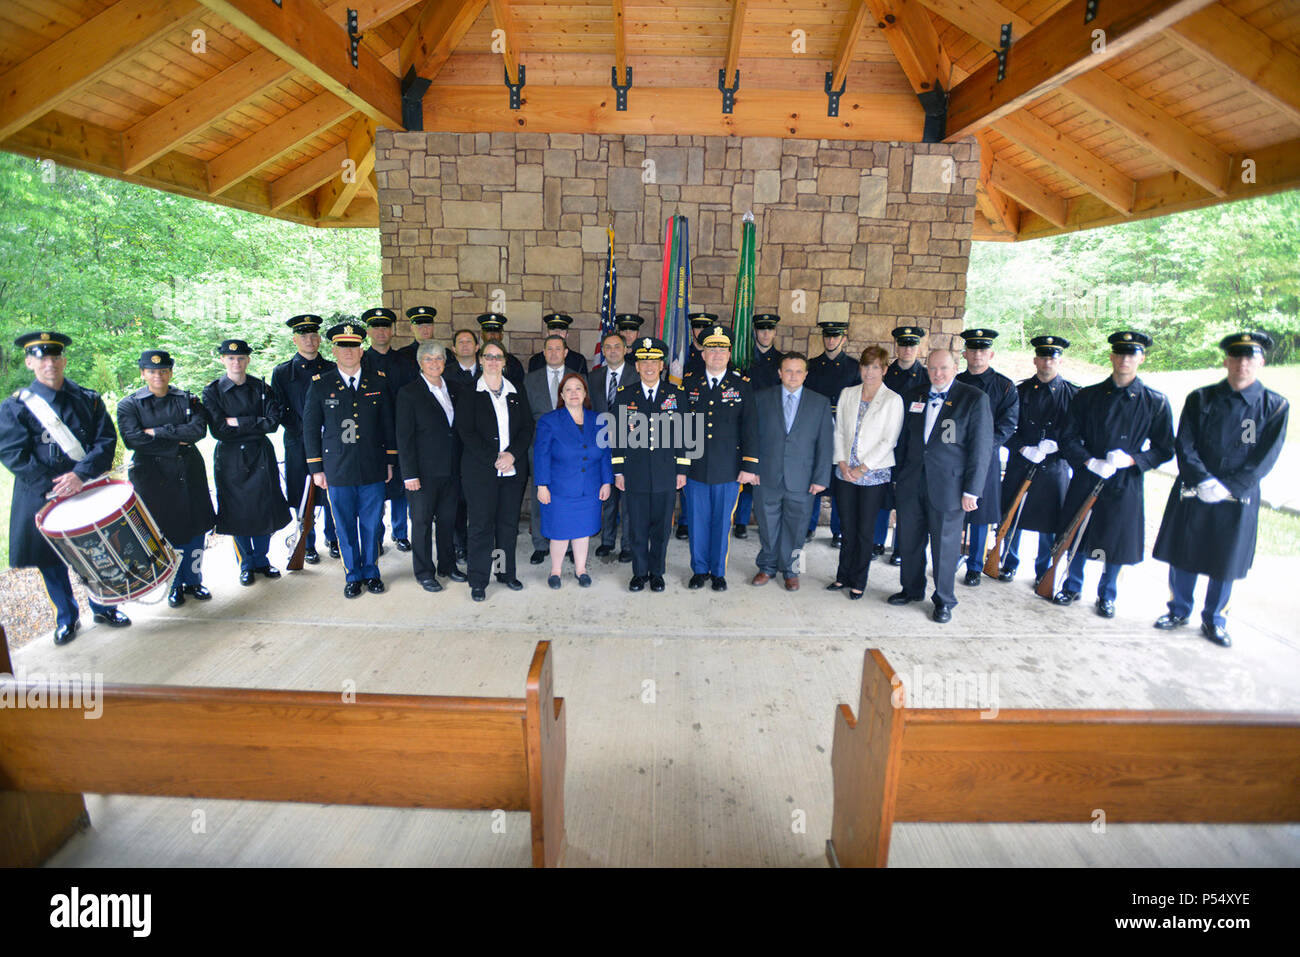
{"left": 828, "top": 649, "right": 1300, "bottom": 867}
{"left": 0, "top": 634, "right": 565, "bottom": 867}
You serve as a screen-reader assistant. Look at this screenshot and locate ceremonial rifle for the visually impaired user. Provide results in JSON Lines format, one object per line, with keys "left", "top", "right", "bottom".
{"left": 1035, "top": 477, "right": 1106, "bottom": 600}
{"left": 286, "top": 477, "right": 317, "bottom": 572}
{"left": 984, "top": 466, "right": 1036, "bottom": 579}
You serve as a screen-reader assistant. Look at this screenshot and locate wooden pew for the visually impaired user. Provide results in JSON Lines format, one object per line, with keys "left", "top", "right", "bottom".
{"left": 0, "top": 634, "right": 565, "bottom": 867}
{"left": 828, "top": 648, "right": 1300, "bottom": 867}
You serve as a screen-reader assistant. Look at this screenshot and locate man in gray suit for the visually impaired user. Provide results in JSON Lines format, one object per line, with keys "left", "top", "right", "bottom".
{"left": 524, "top": 335, "right": 578, "bottom": 564}
{"left": 752, "top": 353, "right": 834, "bottom": 591}
{"left": 589, "top": 331, "right": 632, "bottom": 562}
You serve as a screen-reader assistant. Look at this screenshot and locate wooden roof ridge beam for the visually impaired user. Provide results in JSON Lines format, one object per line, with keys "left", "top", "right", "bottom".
{"left": 488, "top": 0, "right": 522, "bottom": 84}
{"left": 973, "top": 130, "right": 1020, "bottom": 235}
{"left": 315, "top": 116, "right": 377, "bottom": 219}
{"left": 994, "top": 110, "right": 1136, "bottom": 214}
{"left": 206, "top": 92, "right": 355, "bottom": 195}
{"left": 830, "top": 0, "right": 873, "bottom": 92}
{"left": 724, "top": 0, "right": 749, "bottom": 82}
{"left": 123, "top": 47, "right": 295, "bottom": 174}
{"left": 864, "top": 0, "right": 953, "bottom": 95}
{"left": 613, "top": 0, "right": 628, "bottom": 80}
{"left": 943, "top": 0, "right": 1218, "bottom": 141}
{"left": 399, "top": 0, "right": 489, "bottom": 83}
{"left": 1168, "top": 4, "right": 1300, "bottom": 127}
{"left": 989, "top": 154, "right": 1068, "bottom": 227}
{"left": 0, "top": 0, "right": 202, "bottom": 142}
{"left": 197, "top": 0, "right": 403, "bottom": 130}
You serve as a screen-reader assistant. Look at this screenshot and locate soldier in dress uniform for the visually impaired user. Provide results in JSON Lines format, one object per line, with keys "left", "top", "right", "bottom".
{"left": 996, "top": 335, "right": 1078, "bottom": 583}
{"left": 616, "top": 313, "right": 645, "bottom": 348}
{"left": 955, "top": 329, "right": 1020, "bottom": 587}
{"left": 0, "top": 332, "right": 130, "bottom": 645}
{"left": 681, "top": 326, "right": 760, "bottom": 591}
{"left": 874, "top": 325, "right": 930, "bottom": 565}
{"left": 1152, "top": 332, "right": 1289, "bottom": 646}
{"left": 733, "top": 313, "right": 784, "bottom": 540}
{"left": 361, "top": 307, "right": 416, "bottom": 554}
{"left": 804, "top": 319, "right": 860, "bottom": 547}
{"left": 476, "top": 313, "right": 527, "bottom": 388}
{"left": 528, "top": 313, "right": 589, "bottom": 375}
{"left": 303, "top": 323, "right": 398, "bottom": 598}
{"left": 118, "top": 350, "right": 216, "bottom": 608}
{"left": 270, "top": 314, "right": 338, "bottom": 562}
{"left": 202, "top": 339, "right": 291, "bottom": 586}
{"left": 683, "top": 312, "right": 718, "bottom": 379}
{"left": 1051, "top": 330, "right": 1175, "bottom": 617}
{"left": 611, "top": 338, "right": 690, "bottom": 592}
{"left": 395, "top": 305, "right": 438, "bottom": 365}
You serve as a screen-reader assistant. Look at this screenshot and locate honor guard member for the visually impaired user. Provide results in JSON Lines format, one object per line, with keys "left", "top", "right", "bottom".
{"left": 683, "top": 312, "right": 718, "bottom": 378}
{"left": 733, "top": 313, "right": 784, "bottom": 539}
{"left": 303, "top": 323, "right": 398, "bottom": 598}
{"left": 203, "top": 339, "right": 291, "bottom": 585}
{"left": 528, "top": 313, "right": 590, "bottom": 375}
{"left": 362, "top": 308, "right": 414, "bottom": 554}
{"left": 804, "top": 319, "right": 860, "bottom": 547}
{"left": 271, "top": 315, "right": 338, "bottom": 562}
{"left": 616, "top": 313, "right": 645, "bottom": 348}
{"left": 1053, "top": 331, "right": 1175, "bottom": 617}
{"left": 997, "top": 336, "right": 1078, "bottom": 583}
{"left": 956, "top": 328, "right": 1019, "bottom": 586}
{"left": 475, "top": 313, "right": 527, "bottom": 389}
{"left": 0, "top": 332, "right": 129, "bottom": 644}
{"left": 396, "top": 305, "right": 438, "bottom": 364}
{"left": 612, "top": 338, "right": 690, "bottom": 592}
{"left": 682, "top": 326, "right": 760, "bottom": 591}
{"left": 118, "top": 350, "right": 217, "bottom": 608}
{"left": 1152, "top": 332, "right": 1289, "bottom": 646}
{"left": 874, "top": 326, "right": 930, "bottom": 564}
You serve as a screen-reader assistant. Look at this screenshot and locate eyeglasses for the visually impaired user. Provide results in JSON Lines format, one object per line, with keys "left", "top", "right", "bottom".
{"left": 482, "top": 354, "right": 506, "bottom": 361}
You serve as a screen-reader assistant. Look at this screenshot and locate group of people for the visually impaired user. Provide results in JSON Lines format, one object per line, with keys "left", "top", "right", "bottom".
{"left": 0, "top": 308, "right": 1287, "bottom": 651}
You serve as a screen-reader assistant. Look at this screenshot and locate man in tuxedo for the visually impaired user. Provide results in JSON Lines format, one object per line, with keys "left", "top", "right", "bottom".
{"left": 888, "top": 348, "right": 993, "bottom": 623}
{"left": 524, "top": 335, "right": 577, "bottom": 564}
{"left": 590, "top": 331, "right": 632, "bottom": 562}
{"left": 751, "top": 354, "right": 833, "bottom": 591}
{"left": 396, "top": 341, "right": 468, "bottom": 593}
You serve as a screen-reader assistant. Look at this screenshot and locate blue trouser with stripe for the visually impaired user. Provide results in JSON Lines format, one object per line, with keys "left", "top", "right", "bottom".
{"left": 685, "top": 479, "right": 740, "bottom": 577}
{"left": 172, "top": 532, "right": 207, "bottom": 587}
{"left": 1064, "top": 550, "right": 1122, "bottom": 603}
{"left": 232, "top": 535, "right": 271, "bottom": 573}
{"left": 1167, "top": 565, "right": 1233, "bottom": 628}
{"left": 734, "top": 485, "right": 753, "bottom": 526}
{"left": 329, "top": 481, "right": 385, "bottom": 583}
{"left": 1003, "top": 527, "right": 1055, "bottom": 581}
{"left": 39, "top": 565, "right": 113, "bottom": 629}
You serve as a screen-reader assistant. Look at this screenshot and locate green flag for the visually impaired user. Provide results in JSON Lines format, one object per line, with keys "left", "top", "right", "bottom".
{"left": 730, "top": 211, "right": 756, "bottom": 371}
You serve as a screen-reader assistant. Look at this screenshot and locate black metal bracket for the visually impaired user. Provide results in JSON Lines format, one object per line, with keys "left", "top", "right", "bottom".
{"left": 611, "top": 66, "right": 632, "bottom": 111}
{"left": 401, "top": 67, "right": 431, "bottom": 131}
{"left": 505, "top": 64, "right": 525, "bottom": 109}
{"left": 824, "top": 72, "right": 846, "bottom": 117}
{"left": 1085, "top": 0, "right": 1099, "bottom": 23}
{"left": 718, "top": 69, "right": 740, "bottom": 114}
{"left": 917, "top": 80, "right": 948, "bottom": 144}
{"left": 347, "top": 8, "right": 360, "bottom": 68}
{"left": 996, "top": 23, "right": 1012, "bottom": 82}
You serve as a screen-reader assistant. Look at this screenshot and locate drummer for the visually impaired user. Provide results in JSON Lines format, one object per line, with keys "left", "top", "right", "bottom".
{"left": 117, "top": 350, "right": 217, "bottom": 608}
{"left": 201, "top": 339, "right": 292, "bottom": 585}
{"left": 0, "top": 331, "right": 131, "bottom": 645}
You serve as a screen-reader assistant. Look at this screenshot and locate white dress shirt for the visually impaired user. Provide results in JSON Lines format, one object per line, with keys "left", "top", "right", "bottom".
{"left": 476, "top": 377, "right": 518, "bottom": 476}
{"left": 923, "top": 386, "right": 949, "bottom": 443}
{"left": 424, "top": 373, "right": 453, "bottom": 425}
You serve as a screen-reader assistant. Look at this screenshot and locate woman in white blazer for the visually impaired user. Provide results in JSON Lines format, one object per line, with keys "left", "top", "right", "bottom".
{"left": 828, "top": 346, "right": 905, "bottom": 598}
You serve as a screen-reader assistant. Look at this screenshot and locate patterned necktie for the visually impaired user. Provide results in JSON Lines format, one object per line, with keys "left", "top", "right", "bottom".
{"left": 607, "top": 369, "right": 617, "bottom": 407}
{"left": 928, "top": 390, "right": 945, "bottom": 402}
{"left": 784, "top": 391, "right": 796, "bottom": 433}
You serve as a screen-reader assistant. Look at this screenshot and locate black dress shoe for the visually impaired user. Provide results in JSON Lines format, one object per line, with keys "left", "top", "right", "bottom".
{"left": 240, "top": 569, "right": 256, "bottom": 586}
{"left": 675, "top": 525, "right": 689, "bottom": 540}
{"left": 328, "top": 542, "right": 341, "bottom": 559}
{"left": 455, "top": 546, "right": 466, "bottom": 561}
{"left": 186, "top": 584, "right": 212, "bottom": 600}
{"left": 530, "top": 549, "right": 547, "bottom": 565}
{"left": 997, "top": 569, "right": 1015, "bottom": 582}
{"left": 628, "top": 576, "right": 646, "bottom": 592}
{"left": 304, "top": 548, "right": 321, "bottom": 565}
{"left": 711, "top": 576, "right": 727, "bottom": 592}
{"left": 53, "top": 620, "right": 79, "bottom": 645}
{"left": 888, "top": 553, "right": 902, "bottom": 566}
{"left": 650, "top": 575, "right": 665, "bottom": 592}
{"left": 962, "top": 569, "right": 981, "bottom": 587}
{"left": 688, "top": 573, "right": 709, "bottom": 589}
{"left": 825, "top": 581, "right": 846, "bottom": 591}
{"left": 92, "top": 608, "right": 131, "bottom": 627}
{"left": 395, "top": 538, "right": 411, "bottom": 552}
{"left": 887, "top": 591, "right": 922, "bottom": 605}
{"left": 618, "top": 548, "right": 632, "bottom": 563}
{"left": 471, "top": 587, "right": 486, "bottom": 602}
{"left": 871, "top": 543, "right": 885, "bottom": 556}
{"left": 344, "top": 581, "right": 363, "bottom": 599}
{"left": 364, "top": 578, "right": 384, "bottom": 594}
{"left": 1154, "top": 613, "right": 1190, "bottom": 630}
{"left": 1201, "top": 621, "right": 1231, "bottom": 647}
{"left": 496, "top": 575, "right": 524, "bottom": 591}
{"left": 1052, "top": 589, "right": 1080, "bottom": 606}
{"left": 595, "top": 544, "right": 613, "bottom": 558}
{"left": 932, "top": 604, "right": 952, "bottom": 624}
{"left": 168, "top": 583, "right": 185, "bottom": 607}
{"left": 733, "top": 524, "right": 748, "bottom": 539}
{"left": 420, "top": 577, "right": 443, "bottom": 593}
{"left": 830, "top": 534, "right": 842, "bottom": 549}
{"left": 1095, "top": 598, "right": 1116, "bottom": 618}
{"left": 256, "top": 565, "right": 281, "bottom": 580}
{"left": 445, "top": 567, "right": 468, "bottom": 583}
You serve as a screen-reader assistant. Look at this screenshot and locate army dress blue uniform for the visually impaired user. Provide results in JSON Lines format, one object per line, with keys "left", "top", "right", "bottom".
{"left": 733, "top": 314, "right": 784, "bottom": 534}
{"left": 873, "top": 334, "right": 931, "bottom": 557}
{"left": 362, "top": 341, "right": 416, "bottom": 549}
{"left": 803, "top": 328, "right": 859, "bottom": 540}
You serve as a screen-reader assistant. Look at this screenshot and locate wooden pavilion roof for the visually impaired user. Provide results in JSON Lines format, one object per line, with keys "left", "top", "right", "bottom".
{"left": 2, "top": 0, "right": 1297, "bottom": 240}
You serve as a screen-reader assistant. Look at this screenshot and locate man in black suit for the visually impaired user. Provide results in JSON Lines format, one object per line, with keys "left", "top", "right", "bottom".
{"left": 590, "top": 331, "right": 632, "bottom": 562}
{"left": 396, "top": 341, "right": 468, "bottom": 593}
{"left": 888, "top": 348, "right": 993, "bottom": 623}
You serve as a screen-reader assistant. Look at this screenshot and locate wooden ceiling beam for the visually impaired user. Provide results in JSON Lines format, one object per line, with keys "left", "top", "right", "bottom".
{"left": 830, "top": 0, "right": 873, "bottom": 92}
{"left": 122, "top": 48, "right": 295, "bottom": 174}
{"left": 915, "top": 0, "right": 1031, "bottom": 49}
{"left": 994, "top": 110, "right": 1136, "bottom": 214}
{"left": 944, "top": 0, "right": 1217, "bottom": 140}
{"left": 487, "top": 0, "right": 521, "bottom": 85}
{"left": 207, "top": 93, "right": 355, "bottom": 195}
{"left": 315, "top": 116, "right": 377, "bottom": 218}
{"left": 317, "top": 196, "right": 379, "bottom": 228}
{"left": 971, "top": 209, "right": 1014, "bottom": 241}
{"left": 197, "top": 0, "right": 404, "bottom": 129}
{"left": 613, "top": 0, "right": 628, "bottom": 79}
{"left": 269, "top": 143, "right": 348, "bottom": 211}
{"left": 0, "top": 0, "right": 201, "bottom": 142}
{"left": 989, "top": 155, "right": 1068, "bottom": 227}
{"left": 399, "top": 0, "right": 489, "bottom": 82}
{"left": 347, "top": 0, "right": 430, "bottom": 30}
{"left": 724, "top": 0, "right": 749, "bottom": 81}
{"left": 973, "top": 129, "right": 1019, "bottom": 236}
{"left": 1168, "top": 4, "right": 1300, "bottom": 127}
{"left": 864, "top": 0, "right": 953, "bottom": 94}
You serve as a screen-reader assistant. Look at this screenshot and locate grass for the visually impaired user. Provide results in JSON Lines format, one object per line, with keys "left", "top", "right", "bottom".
{"left": 1144, "top": 469, "right": 1300, "bottom": 559}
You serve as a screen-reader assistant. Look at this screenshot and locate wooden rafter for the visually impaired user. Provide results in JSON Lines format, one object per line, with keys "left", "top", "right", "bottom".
{"left": 944, "top": 0, "right": 1217, "bottom": 140}
{"left": 864, "top": 0, "right": 952, "bottom": 94}
{"left": 724, "top": 0, "right": 748, "bottom": 81}
{"left": 830, "top": 0, "right": 873, "bottom": 92}
{"left": 315, "top": 116, "right": 377, "bottom": 219}
{"left": 0, "top": 0, "right": 201, "bottom": 142}
{"left": 915, "top": 0, "right": 1029, "bottom": 49}
{"left": 197, "top": 0, "right": 403, "bottom": 130}
{"left": 270, "top": 143, "right": 347, "bottom": 211}
{"left": 207, "top": 93, "right": 355, "bottom": 195}
{"left": 989, "top": 155, "right": 1068, "bottom": 228}
{"left": 123, "top": 48, "right": 295, "bottom": 174}
{"left": 613, "top": 0, "right": 628, "bottom": 79}
{"left": 399, "top": 0, "right": 489, "bottom": 82}
{"left": 973, "top": 129, "right": 1019, "bottom": 235}
{"left": 994, "top": 111, "right": 1136, "bottom": 214}
{"left": 347, "top": 0, "right": 430, "bottom": 30}
{"left": 487, "top": 0, "right": 521, "bottom": 85}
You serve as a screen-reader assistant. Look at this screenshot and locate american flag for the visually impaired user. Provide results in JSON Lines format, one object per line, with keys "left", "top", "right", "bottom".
{"left": 594, "top": 226, "right": 616, "bottom": 367}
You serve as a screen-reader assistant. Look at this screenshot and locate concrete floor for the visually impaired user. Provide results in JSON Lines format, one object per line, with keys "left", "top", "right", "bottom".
{"left": 11, "top": 526, "right": 1300, "bottom": 867}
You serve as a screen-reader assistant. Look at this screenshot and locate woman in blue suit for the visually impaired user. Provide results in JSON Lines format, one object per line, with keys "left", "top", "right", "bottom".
{"left": 534, "top": 372, "right": 613, "bottom": 588}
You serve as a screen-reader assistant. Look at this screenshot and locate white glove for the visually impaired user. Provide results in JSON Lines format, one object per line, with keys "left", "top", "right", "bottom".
{"left": 1196, "top": 478, "right": 1231, "bottom": 503}
{"left": 1038, "top": 439, "right": 1058, "bottom": 456}
{"left": 1106, "top": 449, "right": 1136, "bottom": 469}
{"left": 1086, "top": 458, "right": 1117, "bottom": 479}
{"left": 1020, "top": 445, "right": 1047, "bottom": 464}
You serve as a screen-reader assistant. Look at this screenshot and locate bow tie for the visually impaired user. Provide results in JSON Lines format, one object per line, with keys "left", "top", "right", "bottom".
{"left": 928, "top": 391, "right": 947, "bottom": 402}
